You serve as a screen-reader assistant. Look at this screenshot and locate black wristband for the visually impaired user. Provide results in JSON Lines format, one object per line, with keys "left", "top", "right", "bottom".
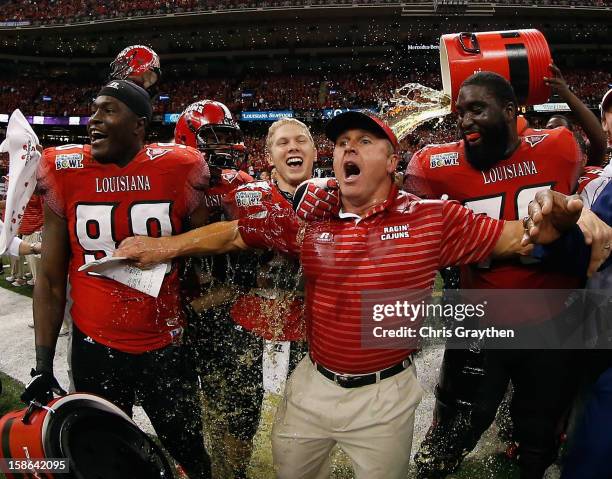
{"left": 35, "top": 345, "right": 55, "bottom": 374}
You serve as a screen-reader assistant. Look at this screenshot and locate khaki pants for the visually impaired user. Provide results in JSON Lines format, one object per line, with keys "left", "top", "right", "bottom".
{"left": 9, "top": 251, "right": 25, "bottom": 279}
{"left": 272, "top": 357, "right": 423, "bottom": 479}
{"left": 22, "top": 231, "right": 41, "bottom": 283}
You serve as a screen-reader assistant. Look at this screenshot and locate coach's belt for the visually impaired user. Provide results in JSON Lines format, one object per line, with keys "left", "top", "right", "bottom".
{"left": 311, "top": 355, "right": 413, "bottom": 389}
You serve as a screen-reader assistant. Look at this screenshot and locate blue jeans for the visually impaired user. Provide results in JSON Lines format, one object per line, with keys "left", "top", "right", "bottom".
{"left": 562, "top": 365, "right": 612, "bottom": 479}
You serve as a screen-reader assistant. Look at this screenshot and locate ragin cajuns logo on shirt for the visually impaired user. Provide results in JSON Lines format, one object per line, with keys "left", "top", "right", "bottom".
{"left": 380, "top": 223, "right": 410, "bottom": 241}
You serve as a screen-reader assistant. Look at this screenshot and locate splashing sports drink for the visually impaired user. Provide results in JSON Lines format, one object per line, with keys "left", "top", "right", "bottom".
{"left": 381, "top": 83, "right": 452, "bottom": 141}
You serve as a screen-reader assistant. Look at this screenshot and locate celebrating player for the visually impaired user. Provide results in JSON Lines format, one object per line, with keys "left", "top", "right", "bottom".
{"left": 178, "top": 113, "right": 312, "bottom": 478}
{"left": 22, "top": 80, "right": 212, "bottom": 478}
{"left": 405, "top": 71, "right": 584, "bottom": 479}
{"left": 174, "top": 99, "right": 255, "bottom": 477}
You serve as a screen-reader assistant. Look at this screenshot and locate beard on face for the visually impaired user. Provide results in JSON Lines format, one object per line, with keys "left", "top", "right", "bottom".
{"left": 464, "top": 121, "right": 509, "bottom": 171}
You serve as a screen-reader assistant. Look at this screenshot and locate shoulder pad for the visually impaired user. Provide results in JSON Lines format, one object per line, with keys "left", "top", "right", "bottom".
{"left": 144, "top": 142, "right": 182, "bottom": 158}
{"left": 417, "top": 141, "right": 461, "bottom": 157}
{"left": 236, "top": 180, "right": 272, "bottom": 192}
{"left": 220, "top": 169, "right": 252, "bottom": 187}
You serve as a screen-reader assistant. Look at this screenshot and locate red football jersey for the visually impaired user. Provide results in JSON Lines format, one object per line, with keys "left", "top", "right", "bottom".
{"left": 181, "top": 168, "right": 252, "bottom": 301}
{"left": 405, "top": 127, "right": 582, "bottom": 323}
{"left": 239, "top": 186, "right": 503, "bottom": 374}
{"left": 225, "top": 180, "right": 305, "bottom": 341}
{"left": 38, "top": 143, "right": 209, "bottom": 353}
{"left": 203, "top": 169, "right": 253, "bottom": 214}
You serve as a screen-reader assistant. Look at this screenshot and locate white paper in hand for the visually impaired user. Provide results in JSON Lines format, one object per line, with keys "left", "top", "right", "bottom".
{"left": 79, "top": 256, "right": 168, "bottom": 298}
{"left": 78, "top": 256, "right": 129, "bottom": 272}
{"left": 0, "top": 109, "right": 41, "bottom": 255}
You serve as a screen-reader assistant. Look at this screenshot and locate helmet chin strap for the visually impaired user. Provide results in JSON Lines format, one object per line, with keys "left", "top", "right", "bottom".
{"left": 205, "top": 150, "right": 245, "bottom": 170}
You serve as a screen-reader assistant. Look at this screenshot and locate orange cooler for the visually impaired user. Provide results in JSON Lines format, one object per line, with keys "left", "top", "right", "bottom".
{"left": 440, "top": 29, "right": 552, "bottom": 107}
{"left": 0, "top": 393, "right": 173, "bottom": 478}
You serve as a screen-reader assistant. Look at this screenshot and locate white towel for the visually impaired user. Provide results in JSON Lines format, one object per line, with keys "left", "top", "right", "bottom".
{"left": 0, "top": 109, "right": 41, "bottom": 255}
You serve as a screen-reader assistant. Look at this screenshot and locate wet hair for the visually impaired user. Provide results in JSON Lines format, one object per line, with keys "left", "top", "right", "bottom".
{"left": 461, "top": 72, "right": 518, "bottom": 115}
{"left": 265, "top": 118, "right": 314, "bottom": 152}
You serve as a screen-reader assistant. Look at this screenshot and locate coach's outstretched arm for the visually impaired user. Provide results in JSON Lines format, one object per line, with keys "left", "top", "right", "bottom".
{"left": 116, "top": 219, "right": 249, "bottom": 268}
{"left": 21, "top": 204, "right": 69, "bottom": 405}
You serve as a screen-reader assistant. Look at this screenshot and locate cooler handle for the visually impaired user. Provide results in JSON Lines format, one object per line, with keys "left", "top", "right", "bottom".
{"left": 459, "top": 32, "right": 480, "bottom": 54}
{"left": 22, "top": 401, "right": 54, "bottom": 425}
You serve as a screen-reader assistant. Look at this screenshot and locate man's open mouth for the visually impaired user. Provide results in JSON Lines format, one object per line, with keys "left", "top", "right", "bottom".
{"left": 287, "top": 157, "right": 303, "bottom": 169}
{"left": 344, "top": 161, "right": 361, "bottom": 180}
{"left": 90, "top": 130, "right": 108, "bottom": 145}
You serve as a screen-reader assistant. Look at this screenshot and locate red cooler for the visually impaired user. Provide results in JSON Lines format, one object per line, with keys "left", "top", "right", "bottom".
{"left": 440, "top": 29, "right": 552, "bottom": 108}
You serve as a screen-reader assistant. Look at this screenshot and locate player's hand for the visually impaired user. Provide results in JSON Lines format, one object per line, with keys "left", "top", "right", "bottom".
{"left": 115, "top": 235, "right": 173, "bottom": 268}
{"left": 577, "top": 208, "right": 612, "bottom": 276}
{"left": 543, "top": 63, "right": 570, "bottom": 97}
{"left": 20, "top": 369, "right": 66, "bottom": 405}
{"left": 293, "top": 178, "right": 341, "bottom": 221}
{"left": 522, "top": 190, "right": 583, "bottom": 245}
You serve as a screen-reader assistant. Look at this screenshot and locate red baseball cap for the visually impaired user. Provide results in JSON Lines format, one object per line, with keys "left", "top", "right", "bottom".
{"left": 325, "top": 110, "right": 399, "bottom": 152}
{"left": 601, "top": 88, "right": 612, "bottom": 118}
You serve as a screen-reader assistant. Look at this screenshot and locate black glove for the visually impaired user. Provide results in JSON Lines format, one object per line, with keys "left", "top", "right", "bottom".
{"left": 20, "top": 369, "right": 66, "bottom": 405}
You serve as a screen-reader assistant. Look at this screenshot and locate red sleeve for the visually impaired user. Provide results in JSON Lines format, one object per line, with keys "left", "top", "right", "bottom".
{"left": 238, "top": 205, "right": 301, "bottom": 256}
{"left": 439, "top": 200, "right": 504, "bottom": 268}
{"left": 403, "top": 148, "right": 435, "bottom": 198}
{"left": 222, "top": 183, "right": 267, "bottom": 221}
{"left": 36, "top": 147, "right": 66, "bottom": 218}
{"left": 238, "top": 171, "right": 254, "bottom": 183}
{"left": 182, "top": 147, "right": 210, "bottom": 216}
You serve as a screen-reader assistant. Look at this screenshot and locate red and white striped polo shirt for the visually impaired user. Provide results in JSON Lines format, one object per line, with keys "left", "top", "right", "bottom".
{"left": 239, "top": 185, "right": 503, "bottom": 374}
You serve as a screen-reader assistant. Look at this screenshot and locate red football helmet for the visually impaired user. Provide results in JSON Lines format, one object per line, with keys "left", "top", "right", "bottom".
{"left": 174, "top": 100, "right": 247, "bottom": 169}
{"left": 109, "top": 45, "right": 161, "bottom": 90}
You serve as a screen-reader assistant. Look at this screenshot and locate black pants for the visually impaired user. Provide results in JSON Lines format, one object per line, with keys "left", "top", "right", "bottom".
{"left": 186, "top": 304, "right": 307, "bottom": 442}
{"left": 71, "top": 324, "right": 211, "bottom": 479}
{"left": 416, "top": 347, "right": 578, "bottom": 479}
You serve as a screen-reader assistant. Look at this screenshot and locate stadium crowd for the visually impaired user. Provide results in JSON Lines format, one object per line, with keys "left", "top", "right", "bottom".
{"left": 0, "top": 72, "right": 446, "bottom": 116}
{"left": 1, "top": 67, "right": 608, "bottom": 177}
{"left": 0, "top": 69, "right": 608, "bottom": 117}
{"left": 0, "top": 0, "right": 607, "bottom": 24}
